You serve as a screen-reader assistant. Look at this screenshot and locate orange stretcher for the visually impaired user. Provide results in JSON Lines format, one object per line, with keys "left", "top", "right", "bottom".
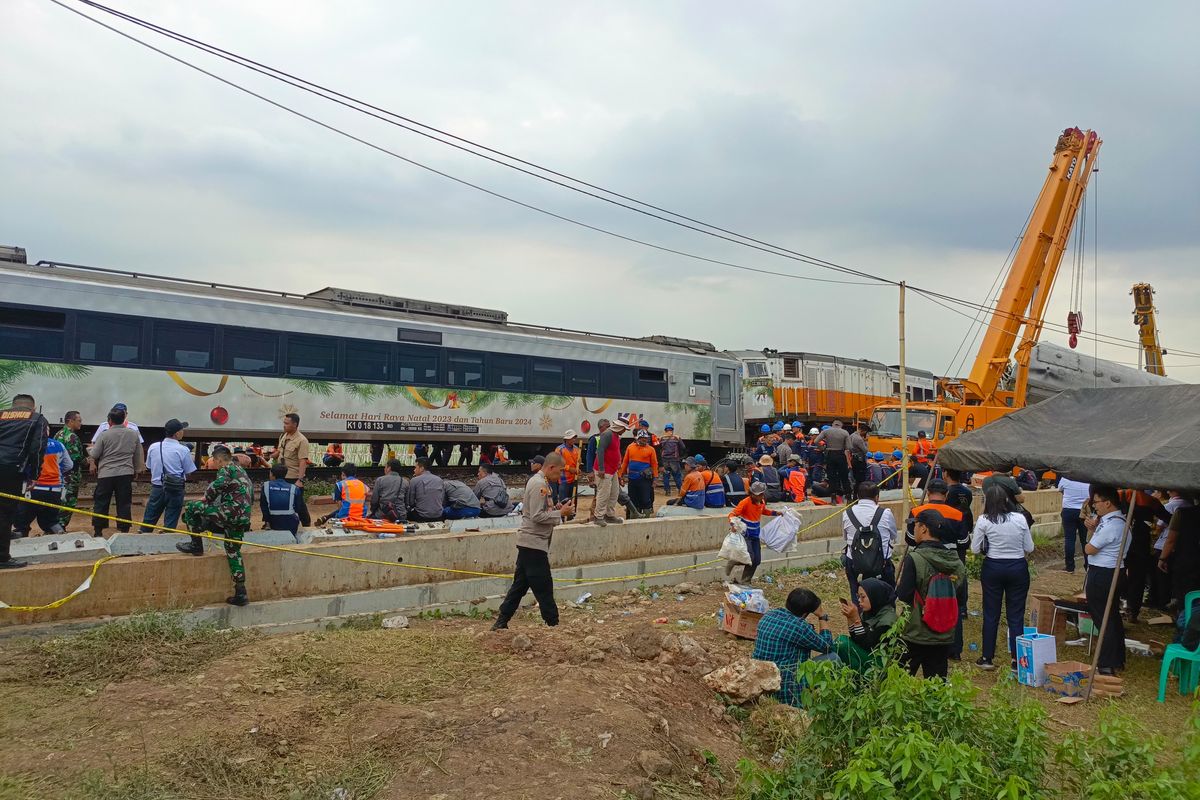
{"left": 339, "top": 518, "right": 410, "bottom": 534}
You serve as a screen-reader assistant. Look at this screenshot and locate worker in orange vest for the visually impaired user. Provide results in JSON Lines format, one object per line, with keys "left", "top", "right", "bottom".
{"left": 911, "top": 431, "right": 934, "bottom": 487}
{"left": 555, "top": 430, "right": 581, "bottom": 505}
{"left": 317, "top": 463, "right": 368, "bottom": 524}
{"left": 782, "top": 454, "right": 807, "bottom": 502}
{"left": 323, "top": 443, "right": 345, "bottom": 468}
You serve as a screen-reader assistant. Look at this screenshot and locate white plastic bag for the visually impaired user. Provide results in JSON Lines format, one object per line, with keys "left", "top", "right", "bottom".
{"left": 719, "top": 531, "right": 752, "bottom": 565}
{"left": 760, "top": 508, "right": 800, "bottom": 554}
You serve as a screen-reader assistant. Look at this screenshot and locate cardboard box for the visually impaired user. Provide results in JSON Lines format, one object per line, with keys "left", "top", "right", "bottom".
{"left": 1016, "top": 631, "right": 1057, "bottom": 687}
{"left": 721, "top": 599, "right": 764, "bottom": 640}
{"left": 1029, "top": 594, "right": 1069, "bottom": 641}
{"left": 1045, "top": 660, "right": 1092, "bottom": 698}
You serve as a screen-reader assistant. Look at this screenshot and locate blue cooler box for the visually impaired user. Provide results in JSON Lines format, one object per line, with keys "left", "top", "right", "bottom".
{"left": 1016, "top": 628, "right": 1057, "bottom": 687}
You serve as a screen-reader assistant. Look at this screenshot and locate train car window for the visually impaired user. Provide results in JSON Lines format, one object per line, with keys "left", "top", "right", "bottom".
{"left": 397, "top": 345, "right": 440, "bottom": 385}
{"left": 0, "top": 307, "right": 66, "bottom": 359}
{"left": 223, "top": 329, "right": 278, "bottom": 375}
{"left": 603, "top": 365, "right": 635, "bottom": 398}
{"left": 345, "top": 341, "right": 391, "bottom": 383}
{"left": 692, "top": 373, "right": 711, "bottom": 386}
{"left": 530, "top": 360, "right": 565, "bottom": 393}
{"left": 637, "top": 368, "right": 668, "bottom": 401}
{"left": 892, "top": 381, "right": 901, "bottom": 395}
{"left": 397, "top": 328, "right": 442, "bottom": 345}
{"left": 153, "top": 322, "right": 213, "bottom": 370}
{"left": 287, "top": 335, "right": 338, "bottom": 378}
{"left": 76, "top": 314, "right": 142, "bottom": 364}
{"left": 488, "top": 354, "right": 527, "bottom": 391}
{"left": 746, "top": 361, "right": 768, "bottom": 378}
{"left": 568, "top": 363, "right": 600, "bottom": 395}
{"left": 447, "top": 350, "right": 485, "bottom": 388}
{"left": 783, "top": 358, "right": 799, "bottom": 379}
{"left": 718, "top": 372, "right": 733, "bottom": 405}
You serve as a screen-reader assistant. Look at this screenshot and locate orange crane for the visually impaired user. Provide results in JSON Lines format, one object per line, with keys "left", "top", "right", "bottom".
{"left": 1131, "top": 283, "right": 1166, "bottom": 376}
{"left": 868, "top": 127, "right": 1101, "bottom": 453}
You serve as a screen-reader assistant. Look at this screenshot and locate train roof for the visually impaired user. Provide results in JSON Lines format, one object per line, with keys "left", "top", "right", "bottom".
{"left": 0, "top": 253, "right": 726, "bottom": 359}
{"left": 732, "top": 348, "right": 899, "bottom": 371}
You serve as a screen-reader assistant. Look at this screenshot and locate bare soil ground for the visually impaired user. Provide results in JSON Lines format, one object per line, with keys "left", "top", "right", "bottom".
{"left": 0, "top": 554, "right": 1192, "bottom": 800}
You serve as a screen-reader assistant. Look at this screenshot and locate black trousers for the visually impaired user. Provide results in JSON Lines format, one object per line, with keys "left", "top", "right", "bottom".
{"left": 627, "top": 476, "right": 654, "bottom": 512}
{"left": 1086, "top": 565, "right": 1126, "bottom": 671}
{"left": 825, "top": 454, "right": 851, "bottom": 498}
{"left": 1122, "top": 529, "right": 1153, "bottom": 619}
{"left": 980, "top": 557, "right": 1030, "bottom": 664}
{"left": 14, "top": 487, "right": 63, "bottom": 534}
{"left": 92, "top": 474, "right": 134, "bottom": 535}
{"left": 496, "top": 546, "right": 559, "bottom": 626}
{"left": 850, "top": 456, "right": 868, "bottom": 496}
{"left": 902, "top": 640, "right": 950, "bottom": 679}
{"left": 1148, "top": 547, "right": 1171, "bottom": 611}
{"left": 0, "top": 469, "right": 22, "bottom": 561}
{"left": 284, "top": 478, "right": 311, "bottom": 527}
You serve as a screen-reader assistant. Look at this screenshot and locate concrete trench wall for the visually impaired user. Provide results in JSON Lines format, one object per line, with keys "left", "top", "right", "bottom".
{"left": 0, "top": 490, "right": 1063, "bottom": 630}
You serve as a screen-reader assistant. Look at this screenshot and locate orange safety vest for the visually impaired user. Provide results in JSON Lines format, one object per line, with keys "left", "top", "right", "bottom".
{"left": 336, "top": 478, "right": 368, "bottom": 520}
{"left": 557, "top": 444, "right": 581, "bottom": 482}
{"left": 784, "top": 470, "right": 807, "bottom": 502}
{"left": 326, "top": 444, "right": 343, "bottom": 456}
{"left": 913, "top": 439, "right": 933, "bottom": 464}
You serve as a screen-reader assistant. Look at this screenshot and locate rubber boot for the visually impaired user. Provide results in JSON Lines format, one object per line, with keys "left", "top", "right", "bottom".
{"left": 175, "top": 535, "right": 204, "bottom": 556}
{"left": 226, "top": 578, "right": 248, "bottom": 607}
{"left": 491, "top": 616, "right": 510, "bottom": 631}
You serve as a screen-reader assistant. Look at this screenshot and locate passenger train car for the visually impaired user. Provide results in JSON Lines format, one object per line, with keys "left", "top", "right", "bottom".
{"left": 0, "top": 251, "right": 743, "bottom": 452}
{"left": 732, "top": 349, "right": 937, "bottom": 431}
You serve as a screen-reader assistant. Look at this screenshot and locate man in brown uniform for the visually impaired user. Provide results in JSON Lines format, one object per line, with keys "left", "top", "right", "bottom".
{"left": 492, "top": 452, "right": 574, "bottom": 630}
{"left": 276, "top": 413, "right": 311, "bottom": 527}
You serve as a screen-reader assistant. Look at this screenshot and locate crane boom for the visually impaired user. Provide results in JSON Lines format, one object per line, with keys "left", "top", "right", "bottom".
{"left": 1131, "top": 282, "right": 1167, "bottom": 376}
{"left": 960, "top": 127, "right": 1101, "bottom": 406}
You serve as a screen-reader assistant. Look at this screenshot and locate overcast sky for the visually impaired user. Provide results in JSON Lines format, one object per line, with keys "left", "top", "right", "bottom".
{"left": 5, "top": 1, "right": 1199, "bottom": 375}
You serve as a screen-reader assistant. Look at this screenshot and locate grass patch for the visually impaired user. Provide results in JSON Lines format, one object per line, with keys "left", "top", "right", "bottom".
{"left": 416, "top": 606, "right": 495, "bottom": 621}
{"left": 3, "top": 611, "right": 256, "bottom": 686}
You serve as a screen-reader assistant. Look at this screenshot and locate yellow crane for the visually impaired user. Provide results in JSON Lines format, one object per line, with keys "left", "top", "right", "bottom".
{"left": 1131, "top": 283, "right": 1167, "bottom": 376}
{"left": 868, "top": 127, "right": 1101, "bottom": 453}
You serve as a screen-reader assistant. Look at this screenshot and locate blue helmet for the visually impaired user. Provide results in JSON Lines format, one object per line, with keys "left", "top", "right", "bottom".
{"left": 791, "top": 420, "right": 801, "bottom": 428}
{"left": 772, "top": 421, "right": 785, "bottom": 432}
{"left": 694, "top": 454, "right": 707, "bottom": 464}
{"left": 892, "top": 449, "right": 903, "bottom": 459}
{"left": 760, "top": 424, "right": 771, "bottom": 433}
{"left": 821, "top": 424, "right": 831, "bottom": 431}
{"left": 873, "top": 451, "right": 885, "bottom": 461}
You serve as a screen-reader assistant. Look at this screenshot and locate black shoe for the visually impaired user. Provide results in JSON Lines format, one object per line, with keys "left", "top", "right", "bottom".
{"left": 0, "top": 558, "right": 28, "bottom": 569}
{"left": 175, "top": 541, "right": 203, "bottom": 556}
{"left": 974, "top": 657, "right": 996, "bottom": 671}
{"left": 226, "top": 582, "right": 248, "bottom": 607}
{"left": 948, "top": 653, "right": 962, "bottom": 662}
{"left": 491, "top": 619, "right": 509, "bottom": 631}
{"left": 1097, "top": 667, "right": 1117, "bottom": 677}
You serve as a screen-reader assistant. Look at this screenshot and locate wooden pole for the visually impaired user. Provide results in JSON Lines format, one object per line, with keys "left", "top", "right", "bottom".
{"left": 1083, "top": 502, "right": 1136, "bottom": 701}
{"left": 899, "top": 281, "right": 910, "bottom": 523}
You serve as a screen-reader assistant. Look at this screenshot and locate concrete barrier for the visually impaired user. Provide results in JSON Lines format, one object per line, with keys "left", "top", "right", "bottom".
{"left": 0, "top": 491, "right": 1063, "bottom": 631}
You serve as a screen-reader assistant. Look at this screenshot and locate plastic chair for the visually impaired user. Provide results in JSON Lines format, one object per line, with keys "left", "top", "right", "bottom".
{"left": 1157, "top": 590, "right": 1200, "bottom": 703}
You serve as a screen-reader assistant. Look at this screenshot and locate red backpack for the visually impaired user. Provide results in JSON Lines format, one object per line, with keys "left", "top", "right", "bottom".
{"left": 912, "top": 552, "right": 960, "bottom": 634}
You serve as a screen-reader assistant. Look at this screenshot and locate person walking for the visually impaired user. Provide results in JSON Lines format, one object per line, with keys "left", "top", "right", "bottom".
{"left": 406, "top": 457, "right": 446, "bottom": 522}
{"left": 89, "top": 407, "right": 145, "bottom": 537}
{"left": 816, "top": 420, "right": 852, "bottom": 502}
{"left": 177, "top": 445, "right": 254, "bottom": 606}
{"left": 729, "top": 481, "right": 782, "bottom": 583}
{"left": 370, "top": 459, "right": 407, "bottom": 522}
{"left": 897, "top": 508, "right": 967, "bottom": 679}
{"left": 492, "top": 452, "right": 573, "bottom": 630}
{"left": 276, "top": 413, "right": 311, "bottom": 527}
{"left": 592, "top": 418, "right": 625, "bottom": 526}
{"left": 554, "top": 430, "right": 581, "bottom": 505}
{"left": 659, "top": 423, "right": 686, "bottom": 497}
{"left": 261, "top": 463, "right": 302, "bottom": 536}
{"left": 141, "top": 419, "right": 196, "bottom": 533}
{"left": 54, "top": 410, "right": 88, "bottom": 528}
{"left": 14, "top": 410, "right": 72, "bottom": 537}
{"left": 971, "top": 484, "right": 1035, "bottom": 671}
{"left": 619, "top": 429, "right": 659, "bottom": 515}
{"left": 0, "top": 393, "right": 48, "bottom": 569}
{"left": 1083, "top": 484, "right": 1131, "bottom": 675}
{"left": 1057, "top": 476, "right": 1091, "bottom": 573}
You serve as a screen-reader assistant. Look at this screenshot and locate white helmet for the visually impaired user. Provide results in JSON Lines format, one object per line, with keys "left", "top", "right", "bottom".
{"left": 809, "top": 427, "right": 819, "bottom": 435}
{"left": 782, "top": 424, "right": 792, "bottom": 431}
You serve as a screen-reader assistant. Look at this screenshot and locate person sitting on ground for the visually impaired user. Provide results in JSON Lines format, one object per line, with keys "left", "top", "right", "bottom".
{"left": 835, "top": 577, "right": 898, "bottom": 671}
{"left": 231, "top": 448, "right": 253, "bottom": 469}
{"left": 371, "top": 459, "right": 407, "bottom": 522}
{"left": 782, "top": 454, "right": 807, "bottom": 502}
{"left": 322, "top": 443, "right": 345, "bottom": 468}
{"left": 729, "top": 481, "right": 781, "bottom": 583}
{"left": 316, "top": 464, "right": 369, "bottom": 525}
{"left": 751, "top": 454, "right": 783, "bottom": 503}
{"left": 474, "top": 463, "right": 511, "bottom": 517}
{"left": 719, "top": 461, "right": 747, "bottom": 507}
{"left": 666, "top": 458, "right": 706, "bottom": 510}
{"left": 751, "top": 587, "right": 836, "bottom": 708}
{"left": 260, "top": 463, "right": 302, "bottom": 536}
{"left": 406, "top": 457, "right": 445, "bottom": 522}
{"left": 442, "top": 479, "right": 482, "bottom": 520}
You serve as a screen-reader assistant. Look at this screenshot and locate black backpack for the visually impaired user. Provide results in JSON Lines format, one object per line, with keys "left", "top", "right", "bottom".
{"left": 848, "top": 506, "right": 886, "bottom": 579}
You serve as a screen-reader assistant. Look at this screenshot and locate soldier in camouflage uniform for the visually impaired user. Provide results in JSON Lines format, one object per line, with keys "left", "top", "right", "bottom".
{"left": 55, "top": 411, "right": 87, "bottom": 528}
{"left": 176, "top": 445, "right": 254, "bottom": 606}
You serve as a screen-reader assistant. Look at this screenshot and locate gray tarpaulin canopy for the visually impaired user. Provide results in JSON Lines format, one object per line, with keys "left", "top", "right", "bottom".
{"left": 938, "top": 385, "right": 1200, "bottom": 491}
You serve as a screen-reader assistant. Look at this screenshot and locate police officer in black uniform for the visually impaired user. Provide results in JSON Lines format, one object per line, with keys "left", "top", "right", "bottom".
{"left": 0, "top": 393, "right": 48, "bottom": 569}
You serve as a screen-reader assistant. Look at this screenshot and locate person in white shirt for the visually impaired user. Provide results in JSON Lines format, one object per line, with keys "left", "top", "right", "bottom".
{"left": 1083, "top": 484, "right": 1131, "bottom": 675}
{"left": 140, "top": 418, "right": 197, "bottom": 532}
{"left": 841, "top": 482, "right": 898, "bottom": 599}
{"left": 1149, "top": 490, "right": 1191, "bottom": 611}
{"left": 1057, "top": 476, "right": 1091, "bottom": 572}
{"left": 90, "top": 402, "right": 143, "bottom": 445}
{"left": 970, "top": 484, "right": 1035, "bottom": 671}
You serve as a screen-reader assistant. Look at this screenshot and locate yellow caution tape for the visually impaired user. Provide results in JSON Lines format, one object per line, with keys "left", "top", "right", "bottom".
{"left": 0, "top": 468, "right": 900, "bottom": 613}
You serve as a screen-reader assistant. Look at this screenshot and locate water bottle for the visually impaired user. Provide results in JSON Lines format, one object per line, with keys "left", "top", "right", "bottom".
{"left": 716, "top": 606, "right": 725, "bottom": 626}
{"left": 969, "top": 642, "right": 979, "bottom": 653}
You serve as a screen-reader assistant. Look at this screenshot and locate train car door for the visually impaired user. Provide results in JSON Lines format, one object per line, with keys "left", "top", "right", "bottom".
{"left": 711, "top": 366, "right": 740, "bottom": 442}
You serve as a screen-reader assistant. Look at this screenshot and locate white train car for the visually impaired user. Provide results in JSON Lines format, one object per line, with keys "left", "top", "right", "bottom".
{"left": 0, "top": 251, "right": 744, "bottom": 451}
{"left": 1027, "top": 341, "right": 1178, "bottom": 403}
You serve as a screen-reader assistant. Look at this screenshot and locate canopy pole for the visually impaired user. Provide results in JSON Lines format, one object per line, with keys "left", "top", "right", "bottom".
{"left": 1083, "top": 500, "right": 1136, "bottom": 701}
{"left": 899, "top": 281, "right": 910, "bottom": 522}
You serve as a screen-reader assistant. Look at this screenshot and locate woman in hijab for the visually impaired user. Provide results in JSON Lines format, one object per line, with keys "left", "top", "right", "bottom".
{"left": 835, "top": 577, "right": 898, "bottom": 671}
